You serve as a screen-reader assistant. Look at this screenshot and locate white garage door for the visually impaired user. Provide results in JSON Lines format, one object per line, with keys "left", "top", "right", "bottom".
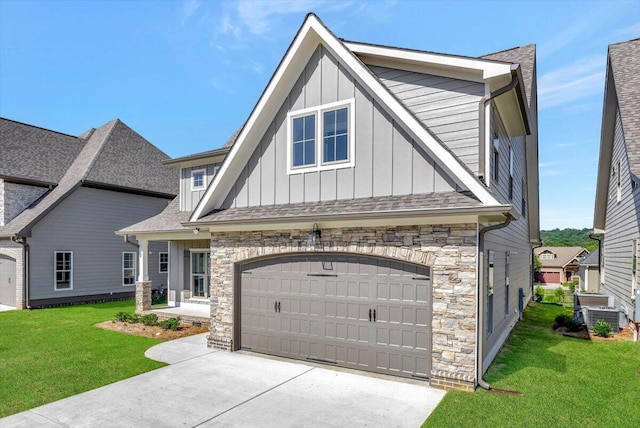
{"left": 240, "top": 254, "right": 432, "bottom": 380}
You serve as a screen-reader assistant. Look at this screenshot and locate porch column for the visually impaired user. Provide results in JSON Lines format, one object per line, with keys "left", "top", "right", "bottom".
{"left": 135, "top": 238, "right": 151, "bottom": 314}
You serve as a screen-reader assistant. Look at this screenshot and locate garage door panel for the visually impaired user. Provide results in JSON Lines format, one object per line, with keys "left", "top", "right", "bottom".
{"left": 240, "top": 255, "right": 431, "bottom": 380}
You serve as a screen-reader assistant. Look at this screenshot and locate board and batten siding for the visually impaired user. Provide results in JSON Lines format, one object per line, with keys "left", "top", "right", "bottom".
{"left": 482, "top": 107, "right": 531, "bottom": 368}
{"left": 369, "top": 65, "right": 485, "bottom": 175}
{"left": 602, "top": 108, "right": 640, "bottom": 317}
{"left": 180, "top": 163, "right": 221, "bottom": 212}
{"left": 167, "top": 239, "right": 209, "bottom": 305}
{"left": 222, "top": 45, "right": 457, "bottom": 209}
{"left": 27, "top": 186, "right": 170, "bottom": 300}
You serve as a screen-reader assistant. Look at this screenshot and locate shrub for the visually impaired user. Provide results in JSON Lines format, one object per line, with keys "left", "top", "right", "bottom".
{"left": 592, "top": 320, "right": 613, "bottom": 337}
{"left": 140, "top": 313, "right": 159, "bottom": 327}
{"left": 158, "top": 317, "right": 181, "bottom": 331}
{"left": 554, "top": 287, "right": 567, "bottom": 305}
{"left": 534, "top": 285, "right": 544, "bottom": 302}
{"left": 553, "top": 314, "right": 582, "bottom": 332}
{"left": 115, "top": 312, "right": 138, "bottom": 323}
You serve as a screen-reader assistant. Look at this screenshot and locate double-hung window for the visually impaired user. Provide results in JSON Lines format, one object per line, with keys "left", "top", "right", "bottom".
{"left": 123, "top": 252, "right": 137, "bottom": 286}
{"left": 159, "top": 252, "right": 168, "bottom": 273}
{"left": 192, "top": 169, "right": 206, "bottom": 190}
{"left": 54, "top": 251, "right": 73, "bottom": 290}
{"left": 288, "top": 99, "right": 354, "bottom": 174}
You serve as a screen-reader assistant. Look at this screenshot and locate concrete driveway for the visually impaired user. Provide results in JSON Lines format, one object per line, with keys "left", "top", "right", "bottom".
{"left": 2, "top": 334, "right": 445, "bottom": 428}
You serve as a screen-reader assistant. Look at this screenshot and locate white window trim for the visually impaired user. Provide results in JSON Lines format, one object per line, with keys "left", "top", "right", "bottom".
{"left": 122, "top": 252, "right": 137, "bottom": 287}
{"left": 616, "top": 161, "right": 622, "bottom": 203}
{"left": 159, "top": 252, "right": 168, "bottom": 274}
{"left": 54, "top": 251, "right": 73, "bottom": 291}
{"left": 286, "top": 98, "right": 355, "bottom": 175}
{"left": 190, "top": 249, "right": 210, "bottom": 299}
{"left": 191, "top": 168, "right": 207, "bottom": 191}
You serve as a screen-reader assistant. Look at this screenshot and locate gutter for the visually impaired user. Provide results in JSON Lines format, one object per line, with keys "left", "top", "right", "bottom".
{"left": 476, "top": 213, "right": 513, "bottom": 390}
{"left": 588, "top": 232, "right": 601, "bottom": 279}
{"left": 478, "top": 71, "right": 520, "bottom": 184}
{"left": 123, "top": 234, "right": 140, "bottom": 249}
{"left": 11, "top": 235, "right": 30, "bottom": 309}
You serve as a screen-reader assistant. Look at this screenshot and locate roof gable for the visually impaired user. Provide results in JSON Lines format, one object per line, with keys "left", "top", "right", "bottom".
{"left": 534, "top": 246, "right": 587, "bottom": 267}
{"left": 593, "top": 39, "right": 640, "bottom": 230}
{"left": 191, "top": 13, "right": 503, "bottom": 221}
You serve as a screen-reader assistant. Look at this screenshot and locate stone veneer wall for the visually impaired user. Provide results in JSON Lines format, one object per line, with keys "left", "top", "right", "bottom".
{"left": 208, "top": 224, "right": 478, "bottom": 389}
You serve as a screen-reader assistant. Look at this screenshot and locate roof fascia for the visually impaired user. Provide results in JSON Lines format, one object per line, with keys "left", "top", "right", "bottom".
{"left": 593, "top": 57, "right": 617, "bottom": 230}
{"left": 190, "top": 15, "right": 500, "bottom": 220}
{"left": 0, "top": 175, "right": 56, "bottom": 188}
{"left": 163, "top": 148, "right": 230, "bottom": 166}
{"left": 344, "top": 41, "right": 513, "bottom": 80}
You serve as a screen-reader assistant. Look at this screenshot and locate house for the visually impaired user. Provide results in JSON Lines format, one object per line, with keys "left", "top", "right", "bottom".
{"left": 578, "top": 248, "right": 600, "bottom": 292}
{"left": 120, "top": 14, "right": 539, "bottom": 391}
{"left": 0, "top": 118, "right": 177, "bottom": 309}
{"left": 533, "top": 246, "right": 588, "bottom": 284}
{"left": 592, "top": 38, "right": 640, "bottom": 324}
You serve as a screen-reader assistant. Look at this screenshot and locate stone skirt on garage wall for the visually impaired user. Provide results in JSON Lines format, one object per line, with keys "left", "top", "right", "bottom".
{"left": 207, "top": 224, "right": 478, "bottom": 389}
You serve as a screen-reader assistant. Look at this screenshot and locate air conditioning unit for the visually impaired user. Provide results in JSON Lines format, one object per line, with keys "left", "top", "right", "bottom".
{"left": 584, "top": 307, "right": 621, "bottom": 332}
{"left": 574, "top": 292, "right": 613, "bottom": 309}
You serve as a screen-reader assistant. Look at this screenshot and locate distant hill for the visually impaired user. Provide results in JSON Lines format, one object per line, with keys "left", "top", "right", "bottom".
{"left": 540, "top": 228, "right": 598, "bottom": 251}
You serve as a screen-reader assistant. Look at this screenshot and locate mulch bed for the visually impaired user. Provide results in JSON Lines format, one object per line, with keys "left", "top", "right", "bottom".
{"left": 555, "top": 324, "right": 635, "bottom": 342}
{"left": 95, "top": 321, "right": 209, "bottom": 340}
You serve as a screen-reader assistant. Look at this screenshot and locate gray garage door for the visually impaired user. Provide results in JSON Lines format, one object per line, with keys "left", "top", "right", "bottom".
{"left": 240, "top": 254, "right": 432, "bottom": 380}
{"left": 0, "top": 254, "right": 17, "bottom": 307}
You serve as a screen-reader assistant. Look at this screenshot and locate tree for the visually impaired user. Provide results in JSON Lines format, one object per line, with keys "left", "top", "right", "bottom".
{"left": 533, "top": 254, "right": 542, "bottom": 274}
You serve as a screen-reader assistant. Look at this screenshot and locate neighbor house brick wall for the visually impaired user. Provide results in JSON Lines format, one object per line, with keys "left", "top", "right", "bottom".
{"left": 208, "top": 224, "right": 478, "bottom": 387}
{"left": 3, "top": 182, "right": 48, "bottom": 225}
{"left": 0, "top": 239, "right": 25, "bottom": 309}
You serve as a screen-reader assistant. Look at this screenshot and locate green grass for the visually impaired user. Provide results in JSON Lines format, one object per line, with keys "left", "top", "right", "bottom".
{"left": 0, "top": 301, "right": 165, "bottom": 417}
{"left": 423, "top": 303, "right": 640, "bottom": 427}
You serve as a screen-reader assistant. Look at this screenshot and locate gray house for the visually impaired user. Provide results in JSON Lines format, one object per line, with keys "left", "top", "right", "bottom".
{"left": 592, "top": 38, "right": 640, "bottom": 323}
{"left": 0, "top": 118, "right": 177, "bottom": 308}
{"left": 121, "top": 14, "right": 539, "bottom": 391}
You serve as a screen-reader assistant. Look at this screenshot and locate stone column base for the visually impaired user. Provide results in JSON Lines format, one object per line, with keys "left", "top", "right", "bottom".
{"left": 135, "top": 281, "right": 152, "bottom": 314}
{"left": 430, "top": 371, "right": 475, "bottom": 391}
{"left": 207, "top": 335, "right": 232, "bottom": 351}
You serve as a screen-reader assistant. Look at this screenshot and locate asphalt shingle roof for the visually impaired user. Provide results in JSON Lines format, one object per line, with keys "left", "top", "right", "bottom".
{"left": 0, "top": 118, "right": 177, "bottom": 237}
{"left": 196, "top": 191, "right": 482, "bottom": 224}
{"left": 608, "top": 39, "right": 640, "bottom": 177}
{"left": 0, "top": 118, "right": 85, "bottom": 184}
{"left": 534, "top": 246, "right": 587, "bottom": 268}
{"left": 481, "top": 44, "right": 536, "bottom": 109}
{"left": 119, "top": 197, "right": 190, "bottom": 234}
{"left": 580, "top": 248, "right": 599, "bottom": 266}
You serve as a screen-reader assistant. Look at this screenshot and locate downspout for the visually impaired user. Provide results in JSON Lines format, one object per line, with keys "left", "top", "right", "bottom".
{"left": 11, "top": 235, "right": 30, "bottom": 309}
{"left": 476, "top": 213, "right": 513, "bottom": 390}
{"left": 124, "top": 234, "right": 140, "bottom": 249}
{"left": 588, "top": 232, "right": 601, "bottom": 280}
{"left": 478, "top": 72, "right": 520, "bottom": 184}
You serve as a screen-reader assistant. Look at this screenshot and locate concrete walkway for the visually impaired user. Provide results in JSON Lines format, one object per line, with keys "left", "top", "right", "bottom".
{"left": 2, "top": 334, "right": 446, "bottom": 428}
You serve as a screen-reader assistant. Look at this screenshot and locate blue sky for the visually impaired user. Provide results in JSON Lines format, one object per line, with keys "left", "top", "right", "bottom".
{"left": 1, "top": 0, "right": 639, "bottom": 230}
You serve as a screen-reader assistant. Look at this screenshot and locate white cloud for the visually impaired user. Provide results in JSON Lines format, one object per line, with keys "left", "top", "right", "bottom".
{"left": 555, "top": 142, "right": 579, "bottom": 148}
{"left": 612, "top": 22, "right": 640, "bottom": 39}
{"left": 181, "top": 0, "right": 202, "bottom": 25}
{"left": 235, "top": 0, "right": 326, "bottom": 36}
{"left": 538, "top": 55, "right": 606, "bottom": 110}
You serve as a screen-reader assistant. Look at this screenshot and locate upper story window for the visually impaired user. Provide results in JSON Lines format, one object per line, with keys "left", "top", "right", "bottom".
{"left": 492, "top": 136, "right": 500, "bottom": 183}
{"left": 54, "top": 251, "right": 73, "bottom": 291}
{"left": 192, "top": 169, "right": 206, "bottom": 191}
{"left": 540, "top": 253, "right": 553, "bottom": 260}
{"left": 287, "top": 99, "right": 354, "bottom": 174}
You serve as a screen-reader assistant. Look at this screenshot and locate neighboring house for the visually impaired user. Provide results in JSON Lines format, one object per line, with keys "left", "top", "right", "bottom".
{"left": 592, "top": 39, "right": 640, "bottom": 323}
{"left": 534, "top": 246, "right": 588, "bottom": 284}
{"left": 120, "top": 14, "right": 539, "bottom": 391}
{"left": 579, "top": 248, "right": 600, "bottom": 292}
{"left": 0, "top": 118, "right": 177, "bottom": 309}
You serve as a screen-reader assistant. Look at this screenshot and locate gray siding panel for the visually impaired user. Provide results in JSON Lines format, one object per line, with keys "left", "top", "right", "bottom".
{"left": 224, "top": 46, "right": 457, "bottom": 208}
{"left": 28, "top": 187, "right": 170, "bottom": 300}
{"left": 369, "top": 64, "right": 484, "bottom": 175}
{"left": 180, "top": 163, "right": 220, "bottom": 212}
{"left": 602, "top": 109, "right": 640, "bottom": 317}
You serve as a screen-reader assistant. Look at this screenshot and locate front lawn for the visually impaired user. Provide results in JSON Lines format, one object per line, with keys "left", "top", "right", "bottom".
{"left": 0, "top": 301, "right": 165, "bottom": 417}
{"left": 424, "top": 303, "right": 640, "bottom": 427}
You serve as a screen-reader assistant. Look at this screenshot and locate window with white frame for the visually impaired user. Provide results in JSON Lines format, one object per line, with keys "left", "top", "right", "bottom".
{"left": 159, "top": 252, "right": 168, "bottom": 273}
{"left": 123, "top": 252, "right": 137, "bottom": 286}
{"left": 505, "top": 253, "right": 510, "bottom": 316}
{"left": 191, "top": 169, "right": 206, "bottom": 191}
{"left": 287, "top": 99, "right": 354, "bottom": 174}
{"left": 54, "top": 251, "right": 73, "bottom": 290}
{"left": 487, "top": 250, "right": 495, "bottom": 336}
{"left": 492, "top": 137, "right": 500, "bottom": 183}
{"left": 540, "top": 253, "right": 554, "bottom": 260}
{"left": 632, "top": 240, "right": 638, "bottom": 297}
{"left": 509, "top": 145, "right": 514, "bottom": 200}
{"left": 191, "top": 251, "right": 210, "bottom": 298}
